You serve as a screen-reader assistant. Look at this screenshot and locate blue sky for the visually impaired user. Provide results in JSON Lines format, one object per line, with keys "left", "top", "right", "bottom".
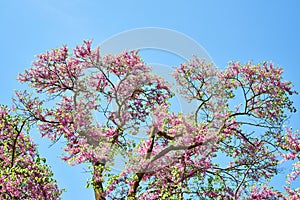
{"left": 1, "top": 1, "right": 300, "bottom": 199}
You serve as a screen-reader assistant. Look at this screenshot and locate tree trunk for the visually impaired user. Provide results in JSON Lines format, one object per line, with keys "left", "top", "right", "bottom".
{"left": 93, "top": 162, "right": 105, "bottom": 200}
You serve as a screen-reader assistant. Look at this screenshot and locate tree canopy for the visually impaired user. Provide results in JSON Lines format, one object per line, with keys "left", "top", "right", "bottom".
{"left": 1, "top": 41, "right": 299, "bottom": 199}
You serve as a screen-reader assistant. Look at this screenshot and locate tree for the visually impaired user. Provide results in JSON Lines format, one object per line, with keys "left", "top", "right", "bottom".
{"left": 2, "top": 40, "right": 299, "bottom": 199}
{"left": 0, "top": 105, "right": 62, "bottom": 199}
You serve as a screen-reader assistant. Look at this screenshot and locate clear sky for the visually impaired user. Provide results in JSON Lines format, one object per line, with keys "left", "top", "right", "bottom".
{"left": 1, "top": 1, "right": 300, "bottom": 199}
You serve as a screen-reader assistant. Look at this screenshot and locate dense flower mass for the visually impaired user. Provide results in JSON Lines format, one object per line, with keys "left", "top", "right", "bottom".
{"left": 0, "top": 106, "right": 62, "bottom": 199}
{"left": 4, "top": 40, "right": 298, "bottom": 199}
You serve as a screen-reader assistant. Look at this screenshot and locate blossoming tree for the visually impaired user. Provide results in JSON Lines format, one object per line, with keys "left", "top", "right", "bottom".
{"left": 0, "top": 106, "right": 62, "bottom": 199}
{"left": 1, "top": 40, "right": 299, "bottom": 199}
